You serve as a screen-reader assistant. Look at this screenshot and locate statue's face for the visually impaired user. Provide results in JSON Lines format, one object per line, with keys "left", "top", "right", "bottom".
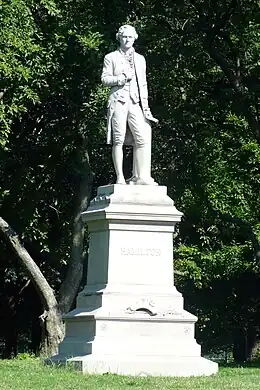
{"left": 119, "top": 28, "right": 135, "bottom": 51}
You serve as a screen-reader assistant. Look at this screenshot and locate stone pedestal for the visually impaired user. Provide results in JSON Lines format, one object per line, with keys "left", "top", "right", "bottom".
{"left": 52, "top": 184, "right": 218, "bottom": 376}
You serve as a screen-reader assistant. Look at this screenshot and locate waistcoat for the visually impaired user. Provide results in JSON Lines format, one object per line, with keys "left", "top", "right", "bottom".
{"left": 119, "top": 49, "right": 140, "bottom": 104}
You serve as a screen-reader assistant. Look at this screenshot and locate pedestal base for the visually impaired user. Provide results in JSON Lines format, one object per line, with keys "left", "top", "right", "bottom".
{"left": 51, "top": 185, "right": 218, "bottom": 377}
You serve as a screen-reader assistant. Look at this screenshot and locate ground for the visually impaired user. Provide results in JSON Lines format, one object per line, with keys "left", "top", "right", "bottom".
{"left": 0, "top": 356, "right": 260, "bottom": 389}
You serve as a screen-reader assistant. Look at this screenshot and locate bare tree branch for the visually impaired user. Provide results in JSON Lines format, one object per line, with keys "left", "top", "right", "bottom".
{"left": 0, "top": 216, "right": 58, "bottom": 313}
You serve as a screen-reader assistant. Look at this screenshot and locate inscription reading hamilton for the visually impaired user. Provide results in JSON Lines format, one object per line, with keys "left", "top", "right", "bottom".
{"left": 120, "top": 247, "right": 161, "bottom": 256}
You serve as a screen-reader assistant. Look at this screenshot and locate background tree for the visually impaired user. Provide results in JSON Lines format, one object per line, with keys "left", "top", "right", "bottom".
{"left": 134, "top": 0, "right": 260, "bottom": 361}
{"left": 0, "top": 0, "right": 104, "bottom": 356}
{"left": 0, "top": 0, "right": 259, "bottom": 361}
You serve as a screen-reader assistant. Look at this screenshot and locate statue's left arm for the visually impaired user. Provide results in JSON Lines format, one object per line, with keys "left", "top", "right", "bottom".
{"left": 140, "top": 56, "right": 158, "bottom": 123}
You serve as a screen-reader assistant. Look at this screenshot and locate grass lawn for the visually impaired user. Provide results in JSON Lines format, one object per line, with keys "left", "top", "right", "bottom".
{"left": 0, "top": 357, "right": 260, "bottom": 390}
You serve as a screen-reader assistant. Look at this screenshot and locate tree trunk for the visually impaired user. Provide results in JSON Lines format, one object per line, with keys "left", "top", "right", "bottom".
{"left": 59, "top": 137, "right": 94, "bottom": 314}
{"left": 0, "top": 216, "right": 64, "bottom": 356}
{"left": 39, "top": 307, "right": 64, "bottom": 357}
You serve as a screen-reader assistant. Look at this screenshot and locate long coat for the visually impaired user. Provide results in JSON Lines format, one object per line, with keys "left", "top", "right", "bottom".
{"left": 101, "top": 49, "right": 151, "bottom": 145}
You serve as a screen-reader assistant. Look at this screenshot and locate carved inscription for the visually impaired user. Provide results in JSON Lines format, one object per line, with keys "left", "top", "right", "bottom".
{"left": 120, "top": 247, "right": 161, "bottom": 256}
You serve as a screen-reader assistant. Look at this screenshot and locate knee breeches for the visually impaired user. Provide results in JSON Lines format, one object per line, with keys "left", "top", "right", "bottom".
{"left": 111, "top": 99, "right": 147, "bottom": 146}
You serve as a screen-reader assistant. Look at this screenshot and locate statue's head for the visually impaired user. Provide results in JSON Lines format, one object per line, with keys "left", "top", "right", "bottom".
{"left": 116, "top": 25, "right": 138, "bottom": 51}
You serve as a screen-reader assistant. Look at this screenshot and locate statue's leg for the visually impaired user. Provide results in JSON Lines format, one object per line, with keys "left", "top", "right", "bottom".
{"left": 134, "top": 146, "right": 146, "bottom": 179}
{"left": 128, "top": 103, "right": 156, "bottom": 185}
{"left": 111, "top": 101, "right": 128, "bottom": 185}
{"left": 112, "top": 145, "right": 125, "bottom": 184}
{"left": 141, "top": 121, "right": 153, "bottom": 180}
{"left": 126, "top": 147, "right": 138, "bottom": 184}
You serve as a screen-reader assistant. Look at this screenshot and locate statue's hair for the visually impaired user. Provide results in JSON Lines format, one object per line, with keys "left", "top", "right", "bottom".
{"left": 116, "top": 25, "right": 138, "bottom": 41}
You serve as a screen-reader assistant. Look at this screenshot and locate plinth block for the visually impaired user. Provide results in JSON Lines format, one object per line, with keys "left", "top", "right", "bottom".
{"left": 52, "top": 356, "right": 218, "bottom": 377}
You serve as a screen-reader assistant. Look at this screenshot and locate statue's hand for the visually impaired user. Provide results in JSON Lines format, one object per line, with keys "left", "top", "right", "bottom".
{"left": 144, "top": 110, "right": 159, "bottom": 124}
{"left": 117, "top": 72, "right": 132, "bottom": 86}
{"left": 117, "top": 74, "right": 127, "bottom": 86}
{"left": 122, "top": 71, "right": 132, "bottom": 82}
{"left": 148, "top": 115, "right": 159, "bottom": 124}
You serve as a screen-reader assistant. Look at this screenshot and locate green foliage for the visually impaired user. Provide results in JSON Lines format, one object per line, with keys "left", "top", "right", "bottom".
{"left": 0, "top": 0, "right": 60, "bottom": 146}
{"left": 175, "top": 243, "right": 254, "bottom": 288}
{"left": 16, "top": 352, "right": 37, "bottom": 360}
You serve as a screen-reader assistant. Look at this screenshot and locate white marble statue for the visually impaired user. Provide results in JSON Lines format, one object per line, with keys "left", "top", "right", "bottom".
{"left": 101, "top": 24, "right": 158, "bottom": 185}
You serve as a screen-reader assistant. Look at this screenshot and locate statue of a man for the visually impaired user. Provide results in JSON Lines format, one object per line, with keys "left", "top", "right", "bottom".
{"left": 101, "top": 24, "right": 158, "bottom": 185}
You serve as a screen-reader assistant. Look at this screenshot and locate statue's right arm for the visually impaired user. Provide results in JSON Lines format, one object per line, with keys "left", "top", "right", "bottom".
{"left": 101, "top": 55, "right": 118, "bottom": 87}
{"left": 101, "top": 55, "right": 126, "bottom": 87}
